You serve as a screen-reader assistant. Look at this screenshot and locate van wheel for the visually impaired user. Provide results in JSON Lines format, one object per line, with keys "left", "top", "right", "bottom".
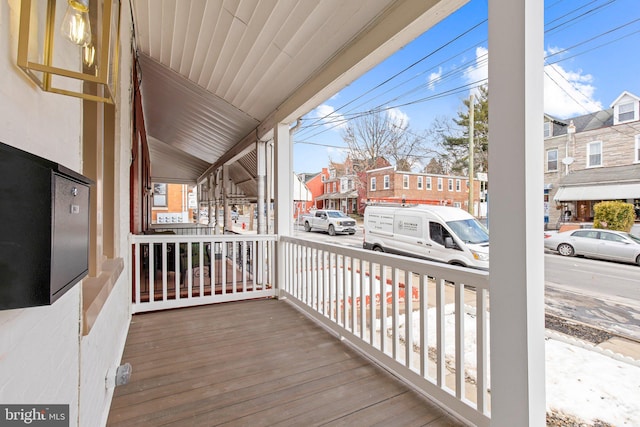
{"left": 328, "top": 225, "right": 336, "bottom": 236}
{"left": 304, "top": 222, "right": 311, "bottom": 232}
{"left": 373, "top": 246, "right": 384, "bottom": 252}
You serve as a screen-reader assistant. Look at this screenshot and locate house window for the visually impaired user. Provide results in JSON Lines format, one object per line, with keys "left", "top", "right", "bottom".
{"left": 454, "top": 202, "right": 461, "bottom": 208}
{"left": 544, "top": 121, "right": 552, "bottom": 138}
{"left": 153, "top": 183, "right": 167, "bottom": 207}
{"left": 456, "top": 179, "right": 461, "bottom": 192}
{"left": 383, "top": 175, "right": 390, "bottom": 189}
{"left": 617, "top": 102, "right": 636, "bottom": 123}
{"left": 403, "top": 175, "right": 409, "bottom": 189}
{"left": 437, "top": 178, "right": 443, "bottom": 191}
{"left": 426, "top": 177, "right": 432, "bottom": 190}
{"left": 547, "top": 149, "right": 558, "bottom": 172}
{"left": 447, "top": 179, "right": 453, "bottom": 191}
{"left": 371, "top": 177, "right": 377, "bottom": 191}
{"left": 417, "top": 176, "right": 423, "bottom": 189}
{"left": 635, "top": 135, "right": 640, "bottom": 163}
{"left": 587, "top": 141, "right": 602, "bottom": 167}
{"left": 321, "top": 175, "right": 325, "bottom": 182}
{"left": 330, "top": 169, "right": 336, "bottom": 179}
{"left": 333, "top": 182, "right": 337, "bottom": 192}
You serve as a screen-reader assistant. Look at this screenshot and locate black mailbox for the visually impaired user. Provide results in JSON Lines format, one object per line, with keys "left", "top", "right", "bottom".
{"left": 0, "top": 142, "right": 93, "bottom": 310}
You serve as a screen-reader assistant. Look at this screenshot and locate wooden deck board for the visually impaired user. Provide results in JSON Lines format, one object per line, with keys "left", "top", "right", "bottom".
{"left": 107, "top": 299, "right": 464, "bottom": 426}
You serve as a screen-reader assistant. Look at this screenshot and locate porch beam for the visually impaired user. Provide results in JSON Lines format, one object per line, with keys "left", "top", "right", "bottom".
{"left": 488, "top": 0, "right": 545, "bottom": 426}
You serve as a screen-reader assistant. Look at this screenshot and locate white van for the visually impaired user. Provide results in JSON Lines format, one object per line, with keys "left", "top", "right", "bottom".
{"left": 363, "top": 204, "right": 489, "bottom": 269}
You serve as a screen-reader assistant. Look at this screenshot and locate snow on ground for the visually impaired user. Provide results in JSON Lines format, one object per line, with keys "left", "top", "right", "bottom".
{"left": 387, "top": 305, "right": 640, "bottom": 426}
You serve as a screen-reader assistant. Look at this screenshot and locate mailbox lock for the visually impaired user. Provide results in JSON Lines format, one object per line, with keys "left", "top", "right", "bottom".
{"left": 71, "top": 187, "right": 78, "bottom": 197}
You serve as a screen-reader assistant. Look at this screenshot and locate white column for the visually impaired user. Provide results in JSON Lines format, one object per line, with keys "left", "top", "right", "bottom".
{"left": 488, "top": 1, "right": 545, "bottom": 426}
{"left": 223, "top": 164, "right": 230, "bottom": 232}
{"left": 274, "top": 123, "right": 292, "bottom": 236}
{"left": 256, "top": 140, "right": 266, "bottom": 235}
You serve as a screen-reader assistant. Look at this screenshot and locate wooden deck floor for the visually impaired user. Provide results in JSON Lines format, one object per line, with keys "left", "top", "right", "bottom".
{"left": 107, "top": 299, "right": 464, "bottom": 426}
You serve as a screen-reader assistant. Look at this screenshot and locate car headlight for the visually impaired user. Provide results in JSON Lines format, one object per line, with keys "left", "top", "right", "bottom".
{"left": 471, "top": 250, "right": 489, "bottom": 261}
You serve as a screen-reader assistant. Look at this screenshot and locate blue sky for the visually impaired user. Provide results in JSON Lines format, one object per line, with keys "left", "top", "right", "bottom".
{"left": 293, "top": 0, "right": 640, "bottom": 173}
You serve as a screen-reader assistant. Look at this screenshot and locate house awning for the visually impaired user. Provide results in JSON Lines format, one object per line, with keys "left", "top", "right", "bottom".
{"left": 554, "top": 183, "right": 640, "bottom": 201}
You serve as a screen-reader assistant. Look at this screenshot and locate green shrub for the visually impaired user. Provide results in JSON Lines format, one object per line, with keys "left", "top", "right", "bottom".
{"left": 593, "top": 201, "right": 634, "bottom": 232}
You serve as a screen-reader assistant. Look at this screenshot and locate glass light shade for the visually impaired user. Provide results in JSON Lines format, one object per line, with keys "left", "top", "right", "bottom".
{"left": 17, "top": 0, "right": 120, "bottom": 104}
{"left": 60, "top": 0, "right": 92, "bottom": 46}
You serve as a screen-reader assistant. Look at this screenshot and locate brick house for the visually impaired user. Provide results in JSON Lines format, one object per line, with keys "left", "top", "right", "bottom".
{"left": 365, "top": 165, "right": 482, "bottom": 214}
{"left": 151, "top": 183, "right": 198, "bottom": 224}
{"left": 543, "top": 91, "right": 640, "bottom": 227}
{"left": 315, "top": 164, "right": 359, "bottom": 213}
{"left": 298, "top": 168, "right": 329, "bottom": 211}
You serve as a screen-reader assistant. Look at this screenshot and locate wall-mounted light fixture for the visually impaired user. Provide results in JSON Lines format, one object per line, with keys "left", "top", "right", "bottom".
{"left": 17, "top": 0, "right": 120, "bottom": 104}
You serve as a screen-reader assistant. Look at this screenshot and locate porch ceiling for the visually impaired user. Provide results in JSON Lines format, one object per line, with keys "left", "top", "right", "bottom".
{"left": 131, "top": 0, "right": 467, "bottom": 194}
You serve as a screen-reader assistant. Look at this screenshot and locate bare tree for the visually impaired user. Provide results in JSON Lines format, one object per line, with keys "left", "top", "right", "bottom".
{"left": 341, "top": 109, "right": 429, "bottom": 171}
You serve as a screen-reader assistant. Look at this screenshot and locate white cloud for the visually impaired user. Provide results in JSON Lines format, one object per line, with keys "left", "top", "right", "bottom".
{"left": 386, "top": 107, "right": 409, "bottom": 131}
{"left": 462, "top": 46, "right": 602, "bottom": 119}
{"left": 463, "top": 46, "right": 489, "bottom": 97}
{"left": 427, "top": 67, "right": 443, "bottom": 91}
{"left": 543, "top": 62, "right": 602, "bottom": 118}
{"left": 313, "top": 104, "right": 347, "bottom": 130}
{"left": 326, "top": 146, "right": 349, "bottom": 161}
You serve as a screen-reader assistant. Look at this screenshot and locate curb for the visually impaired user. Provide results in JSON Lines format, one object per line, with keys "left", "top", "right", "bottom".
{"left": 545, "top": 330, "right": 640, "bottom": 367}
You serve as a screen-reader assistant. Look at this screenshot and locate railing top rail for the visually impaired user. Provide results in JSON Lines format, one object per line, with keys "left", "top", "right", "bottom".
{"left": 280, "top": 235, "right": 489, "bottom": 290}
{"left": 130, "top": 233, "right": 278, "bottom": 243}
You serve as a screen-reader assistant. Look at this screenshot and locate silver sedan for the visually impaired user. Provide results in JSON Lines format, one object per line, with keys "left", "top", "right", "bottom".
{"left": 544, "top": 228, "right": 640, "bottom": 266}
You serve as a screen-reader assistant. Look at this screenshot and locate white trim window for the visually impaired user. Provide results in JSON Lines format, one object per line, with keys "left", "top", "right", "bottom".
{"left": 635, "top": 135, "right": 640, "bottom": 163}
{"left": 332, "top": 182, "right": 337, "bottom": 193}
{"left": 417, "top": 176, "right": 423, "bottom": 189}
{"left": 403, "top": 175, "right": 409, "bottom": 189}
{"left": 587, "top": 141, "right": 602, "bottom": 167}
{"left": 153, "top": 183, "right": 168, "bottom": 207}
{"left": 383, "top": 175, "right": 390, "bottom": 189}
{"left": 447, "top": 179, "right": 453, "bottom": 191}
{"left": 615, "top": 101, "right": 637, "bottom": 124}
{"left": 426, "top": 177, "right": 432, "bottom": 190}
{"left": 455, "top": 179, "right": 461, "bottom": 192}
{"left": 437, "top": 177, "right": 443, "bottom": 191}
{"left": 544, "top": 121, "right": 552, "bottom": 138}
{"left": 370, "top": 177, "right": 377, "bottom": 191}
{"left": 546, "top": 148, "right": 558, "bottom": 172}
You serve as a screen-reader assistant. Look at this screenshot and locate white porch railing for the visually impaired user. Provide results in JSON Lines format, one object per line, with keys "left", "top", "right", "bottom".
{"left": 279, "top": 236, "right": 491, "bottom": 427}
{"left": 129, "top": 234, "right": 276, "bottom": 313}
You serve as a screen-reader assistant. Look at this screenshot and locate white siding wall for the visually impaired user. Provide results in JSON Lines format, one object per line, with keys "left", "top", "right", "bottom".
{"left": 80, "top": 274, "right": 130, "bottom": 427}
{"left": 0, "top": 1, "right": 133, "bottom": 425}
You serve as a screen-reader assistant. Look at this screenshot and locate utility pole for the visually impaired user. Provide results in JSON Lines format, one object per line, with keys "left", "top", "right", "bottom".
{"left": 468, "top": 94, "right": 475, "bottom": 215}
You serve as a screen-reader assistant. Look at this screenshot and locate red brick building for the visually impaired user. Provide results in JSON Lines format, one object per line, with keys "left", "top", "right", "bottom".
{"left": 365, "top": 166, "right": 482, "bottom": 213}
{"left": 151, "top": 183, "right": 197, "bottom": 224}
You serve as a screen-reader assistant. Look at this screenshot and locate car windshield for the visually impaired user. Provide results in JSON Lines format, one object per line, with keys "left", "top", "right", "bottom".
{"left": 624, "top": 232, "right": 640, "bottom": 244}
{"left": 327, "top": 211, "right": 348, "bottom": 218}
{"left": 446, "top": 219, "right": 489, "bottom": 244}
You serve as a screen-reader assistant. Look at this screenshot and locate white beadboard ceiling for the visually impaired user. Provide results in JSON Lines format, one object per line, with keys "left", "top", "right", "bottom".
{"left": 131, "top": 0, "right": 466, "bottom": 196}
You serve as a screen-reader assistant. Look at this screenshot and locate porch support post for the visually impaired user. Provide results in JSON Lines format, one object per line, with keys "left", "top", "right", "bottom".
{"left": 274, "top": 123, "right": 292, "bottom": 236}
{"left": 256, "top": 139, "right": 267, "bottom": 235}
{"left": 274, "top": 122, "right": 292, "bottom": 296}
{"left": 488, "top": 0, "right": 545, "bottom": 426}
{"left": 223, "top": 164, "right": 230, "bottom": 232}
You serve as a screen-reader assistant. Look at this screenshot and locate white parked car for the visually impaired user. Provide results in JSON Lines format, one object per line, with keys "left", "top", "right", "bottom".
{"left": 544, "top": 228, "right": 640, "bottom": 266}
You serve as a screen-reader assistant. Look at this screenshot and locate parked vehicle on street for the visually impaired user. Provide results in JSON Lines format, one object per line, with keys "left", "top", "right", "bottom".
{"left": 363, "top": 204, "right": 489, "bottom": 269}
{"left": 544, "top": 228, "right": 640, "bottom": 266}
{"left": 302, "top": 209, "right": 357, "bottom": 235}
